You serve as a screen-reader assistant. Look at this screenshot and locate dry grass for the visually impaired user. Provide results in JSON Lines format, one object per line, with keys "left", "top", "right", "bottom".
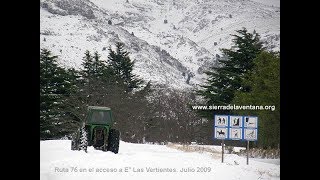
{"left": 167, "top": 143, "right": 280, "bottom": 159}
{"left": 237, "top": 148, "right": 280, "bottom": 159}
{"left": 167, "top": 143, "right": 221, "bottom": 159}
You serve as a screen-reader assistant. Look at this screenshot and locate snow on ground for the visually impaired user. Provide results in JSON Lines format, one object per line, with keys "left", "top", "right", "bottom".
{"left": 40, "top": 140, "right": 280, "bottom": 180}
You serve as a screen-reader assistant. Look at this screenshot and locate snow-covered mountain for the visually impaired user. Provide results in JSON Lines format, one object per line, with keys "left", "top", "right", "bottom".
{"left": 40, "top": 0, "right": 280, "bottom": 89}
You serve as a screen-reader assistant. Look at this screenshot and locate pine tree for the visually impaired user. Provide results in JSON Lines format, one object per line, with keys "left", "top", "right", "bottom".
{"left": 81, "top": 50, "right": 94, "bottom": 79}
{"left": 60, "top": 67, "right": 83, "bottom": 130}
{"left": 40, "top": 49, "right": 57, "bottom": 139}
{"left": 92, "top": 51, "right": 105, "bottom": 79}
{"left": 81, "top": 50, "right": 98, "bottom": 102}
{"left": 232, "top": 51, "right": 280, "bottom": 148}
{"left": 107, "top": 42, "right": 142, "bottom": 91}
{"left": 40, "top": 49, "right": 77, "bottom": 139}
{"left": 197, "top": 28, "right": 263, "bottom": 118}
{"left": 79, "top": 50, "right": 113, "bottom": 103}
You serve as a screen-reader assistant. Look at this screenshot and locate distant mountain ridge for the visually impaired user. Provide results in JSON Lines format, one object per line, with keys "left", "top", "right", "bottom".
{"left": 40, "top": 0, "right": 280, "bottom": 89}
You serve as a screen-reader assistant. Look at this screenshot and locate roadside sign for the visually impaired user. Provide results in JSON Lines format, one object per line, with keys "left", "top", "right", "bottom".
{"left": 213, "top": 114, "right": 258, "bottom": 165}
{"left": 213, "top": 115, "right": 258, "bottom": 141}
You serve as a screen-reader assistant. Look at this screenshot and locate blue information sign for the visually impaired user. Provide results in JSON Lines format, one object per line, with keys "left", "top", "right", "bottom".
{"left": 213, "top": 115, "right": 258, "bottom": 141}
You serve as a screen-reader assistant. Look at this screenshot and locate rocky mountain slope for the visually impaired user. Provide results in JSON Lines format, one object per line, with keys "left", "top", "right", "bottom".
{"left": 40, "top": 0, "right": 280, "bottom": 89}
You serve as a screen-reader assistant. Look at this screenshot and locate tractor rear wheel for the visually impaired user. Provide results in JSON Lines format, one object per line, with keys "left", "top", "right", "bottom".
{"left": 71, "top": 138, "right": 79, "bottom": 150}
{"left": 107, "top": 129, "right": 120, "bottom": 154}
{"left": 71, "top": 130, "right": 80, "bottom": 150}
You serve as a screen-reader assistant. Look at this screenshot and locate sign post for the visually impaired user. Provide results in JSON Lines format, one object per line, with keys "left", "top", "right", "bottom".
{"left": 247, "top": 140, "right": 249, "bottom": 165}
{"left": 221, "top": 139, "right": 224, "bottom": 163}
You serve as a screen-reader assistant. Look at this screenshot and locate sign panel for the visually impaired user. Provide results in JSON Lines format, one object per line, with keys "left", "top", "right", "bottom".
{"left": 215, "top": 115, "right": 228, "bottom": 127}
{"left": 230, "top": 116, "right": 242, "bottom": 127}
{"left": 213, "top": 115, "right": 258, "bottom": 141}
{"left": 244, "top": 116, "right": 258, "bottom": 128}
{"left": 244, "top": 129, "right": 258, "bottom": 141}
{"left": 215, "top": 127, "right": 228, "bottom": 139}
{"left": 229, "top": 128, "right": 242, "bottom": 140}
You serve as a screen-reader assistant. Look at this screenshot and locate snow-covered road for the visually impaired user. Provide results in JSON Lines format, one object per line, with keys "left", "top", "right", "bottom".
{"left": 40, "top": 140, "right": 280, "bottom": 180}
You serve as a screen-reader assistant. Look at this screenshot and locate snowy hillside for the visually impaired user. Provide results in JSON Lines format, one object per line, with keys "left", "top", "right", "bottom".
{"left": 40, "top": 0, "right": 280, "bottom": 89}
{"left": 250, "top": 0, "right": 280, "bottom": 7}
{"left": 40, "top": 140, "right": 280, "bottom": 180}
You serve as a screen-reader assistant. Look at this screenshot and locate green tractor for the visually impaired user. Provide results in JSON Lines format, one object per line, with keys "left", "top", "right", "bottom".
{"left": 71, "top": 106, "right": 120, "bottom": 154}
